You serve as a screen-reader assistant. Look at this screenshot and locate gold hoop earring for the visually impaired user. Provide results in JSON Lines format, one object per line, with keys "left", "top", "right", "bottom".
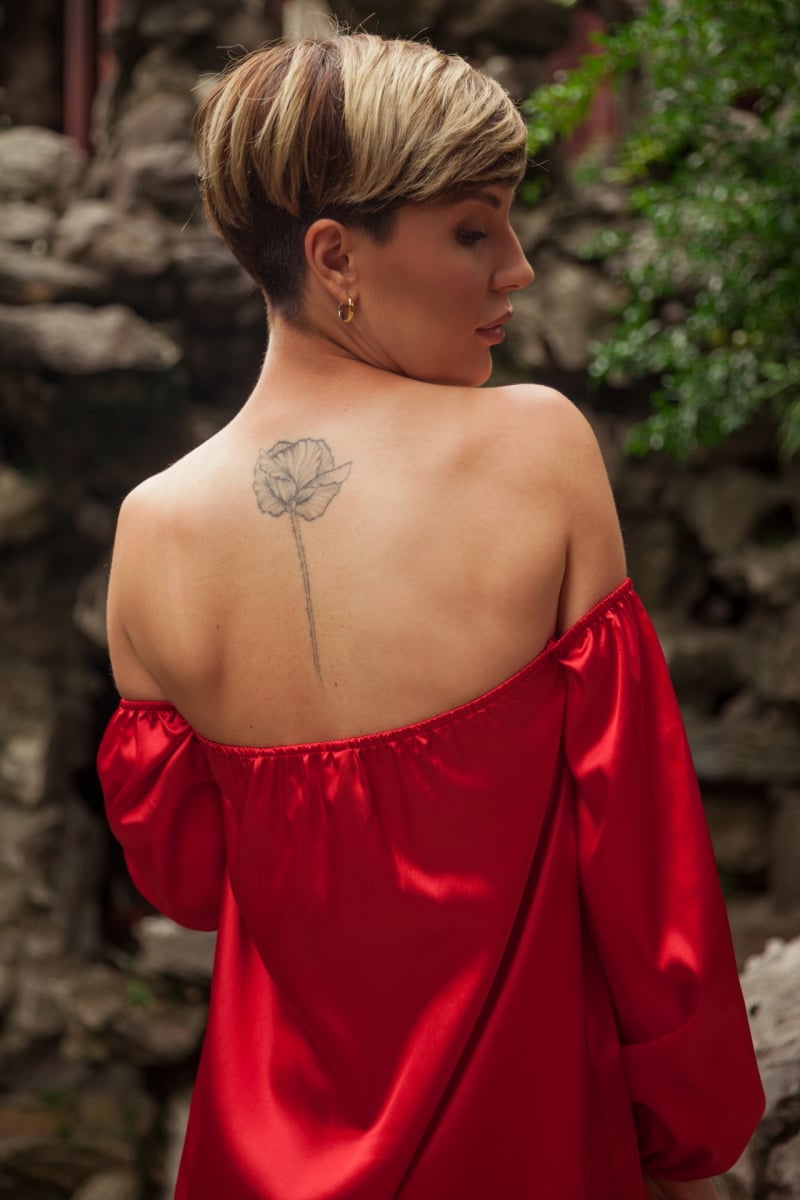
{"left": 337, "top": 296, "right": 355, "bottom": 324}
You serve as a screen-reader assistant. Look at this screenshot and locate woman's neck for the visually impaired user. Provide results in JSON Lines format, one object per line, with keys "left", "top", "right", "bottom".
{"left": 242, "top": 312, "right": 413, "bottom": 417}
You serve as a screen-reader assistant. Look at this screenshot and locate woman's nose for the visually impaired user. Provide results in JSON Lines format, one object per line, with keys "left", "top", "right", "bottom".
{"left": 495, "top": 237, "right": 534, "bottom": 292}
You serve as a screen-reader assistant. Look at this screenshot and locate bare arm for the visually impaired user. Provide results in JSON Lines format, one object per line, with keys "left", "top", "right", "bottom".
{"left": 545, "top": 394, "right": 626, "bottom": 632}
{"left": 106, "top": 484, "right": 169, "bottom": 701}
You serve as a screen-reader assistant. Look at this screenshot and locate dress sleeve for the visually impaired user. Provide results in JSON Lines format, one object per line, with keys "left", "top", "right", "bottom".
{"left": 97, "top": 702, "right": 226, "bottom": 931}
{"left": 560, "top": 582, "right": 764, "bottom": 1180}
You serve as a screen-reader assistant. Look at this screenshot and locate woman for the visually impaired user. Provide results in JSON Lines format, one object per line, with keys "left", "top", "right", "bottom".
{"left": 98, "top": 34, "right": 764, "bottom": 1199}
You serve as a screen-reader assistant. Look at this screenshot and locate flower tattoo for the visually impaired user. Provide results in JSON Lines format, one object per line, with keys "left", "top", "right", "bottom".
{"left": 253, "top": 438, "right": 352, "bottom": 683}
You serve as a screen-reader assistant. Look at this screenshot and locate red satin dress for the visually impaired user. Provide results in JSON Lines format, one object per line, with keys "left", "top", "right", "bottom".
{"left": 97, "top": 580, "right": 764, "bottom": 1199}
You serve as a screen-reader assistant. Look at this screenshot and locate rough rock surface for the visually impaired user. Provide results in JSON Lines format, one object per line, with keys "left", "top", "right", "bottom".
{"left": 0, "top": 126, "right": 87, "bottom": 208}
{"left": 0, "top": 1, "right": 797, "bottom": 1196}
{"left": 133, "top": 916, "right": 216, "bottom": 984}
{"left": 0, "top": 244, "right": 109, "bottom": 305}
{"left": 0, "top": 303, "right": 182, "bottom": 373}
{"left": 727, "top": 939, "right": 800, "bottom": 1198}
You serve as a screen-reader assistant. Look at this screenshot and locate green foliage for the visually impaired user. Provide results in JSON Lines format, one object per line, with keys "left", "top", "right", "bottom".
{"left": 522, "top": 0, "right": 800, "bottom": 458}
{"left": 125, "top": 978, "right": 154, "bottom": 1008}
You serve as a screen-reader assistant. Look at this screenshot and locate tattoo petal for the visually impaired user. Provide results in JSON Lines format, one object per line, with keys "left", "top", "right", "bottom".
{"left": 253, "top": 439, "right": 351, "bottom": 519}
{"left": 252, "top": 437, "right": 352, "bottom": 682}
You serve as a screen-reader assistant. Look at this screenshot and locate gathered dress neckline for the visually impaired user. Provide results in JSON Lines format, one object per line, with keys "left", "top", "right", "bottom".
{"left": 117, "top": 576, "right": 634, "bottom": 756}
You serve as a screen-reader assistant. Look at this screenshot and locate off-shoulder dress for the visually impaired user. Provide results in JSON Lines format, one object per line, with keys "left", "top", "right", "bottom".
{"left": 97, "top": 580, "right": 764, "bottom": 1199}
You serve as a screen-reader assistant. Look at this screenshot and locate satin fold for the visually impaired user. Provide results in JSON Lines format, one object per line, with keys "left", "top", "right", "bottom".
{"left": 97, "top": 702, "right": 226, "bottom": 931}
{"left": 97, "top": 580, "right": 764, "bottom": 1198}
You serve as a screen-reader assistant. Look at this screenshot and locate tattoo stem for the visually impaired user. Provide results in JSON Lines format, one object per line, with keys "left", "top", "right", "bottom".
{"left": 289, "top": 504, "right": 322, "bottom": 683}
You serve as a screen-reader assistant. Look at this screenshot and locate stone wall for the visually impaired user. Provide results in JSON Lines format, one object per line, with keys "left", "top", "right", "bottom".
{"left": 0, "top": 1, "right": 798, "bottom": 1196}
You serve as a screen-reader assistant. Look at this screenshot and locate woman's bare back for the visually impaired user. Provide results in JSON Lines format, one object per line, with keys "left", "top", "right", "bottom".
{"left": 107, "top": 374, "right": 624, "bottom": 747}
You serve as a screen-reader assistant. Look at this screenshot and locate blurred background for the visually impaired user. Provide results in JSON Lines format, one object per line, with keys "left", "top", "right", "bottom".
{"left": 0, "top": 0, "right": 798, "bottom": 1196}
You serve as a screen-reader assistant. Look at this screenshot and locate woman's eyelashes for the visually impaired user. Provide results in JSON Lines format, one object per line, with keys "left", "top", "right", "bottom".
{"left": 456, "top": 229, "right": 487, "bottom": 246}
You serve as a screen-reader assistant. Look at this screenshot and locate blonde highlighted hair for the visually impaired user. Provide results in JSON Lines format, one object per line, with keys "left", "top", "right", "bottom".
{"left": 194, "top": 34, "right": 528, "bottom": 322}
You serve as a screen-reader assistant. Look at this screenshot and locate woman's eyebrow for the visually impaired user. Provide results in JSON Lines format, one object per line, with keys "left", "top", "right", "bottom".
{"left": 458, "top": 188, "right": 502, "bottom": 208}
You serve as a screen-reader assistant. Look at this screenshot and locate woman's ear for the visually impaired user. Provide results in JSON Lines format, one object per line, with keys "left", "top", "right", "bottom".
{"left": 304, "top": 219, "right": 358, "bottom": 304}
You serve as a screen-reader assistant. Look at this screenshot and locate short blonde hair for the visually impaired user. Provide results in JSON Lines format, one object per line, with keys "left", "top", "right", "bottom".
{"left": 194, "top": 34, "right": 528, "bottom": 321}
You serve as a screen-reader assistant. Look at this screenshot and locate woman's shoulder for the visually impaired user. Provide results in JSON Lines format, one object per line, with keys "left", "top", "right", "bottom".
{"left": 116, "top": 428, "right": 233, "bottom": 537}
{"left": 478, "top": 383, "right": 626, "bottom": 626}
{"left": 489, "top": 382, "right": 597, "bottom": 440}
{"left": 471, "top": 382, "right": 607, "bottom": 487}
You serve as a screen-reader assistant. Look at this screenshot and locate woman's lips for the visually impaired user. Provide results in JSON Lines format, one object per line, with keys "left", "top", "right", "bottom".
{"left": 474, "top": 312, "right": 513, "bottom": 345}
{"left": 476, "top": 310, "right": 513, "bottom": 343}
{"left": 476, "top": 324, "right": 507, "bottom": 344}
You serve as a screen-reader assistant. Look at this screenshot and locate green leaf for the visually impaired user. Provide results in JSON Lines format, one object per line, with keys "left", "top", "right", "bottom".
{"left": 522, "top": 0, "right": 800, "bottom": 458}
